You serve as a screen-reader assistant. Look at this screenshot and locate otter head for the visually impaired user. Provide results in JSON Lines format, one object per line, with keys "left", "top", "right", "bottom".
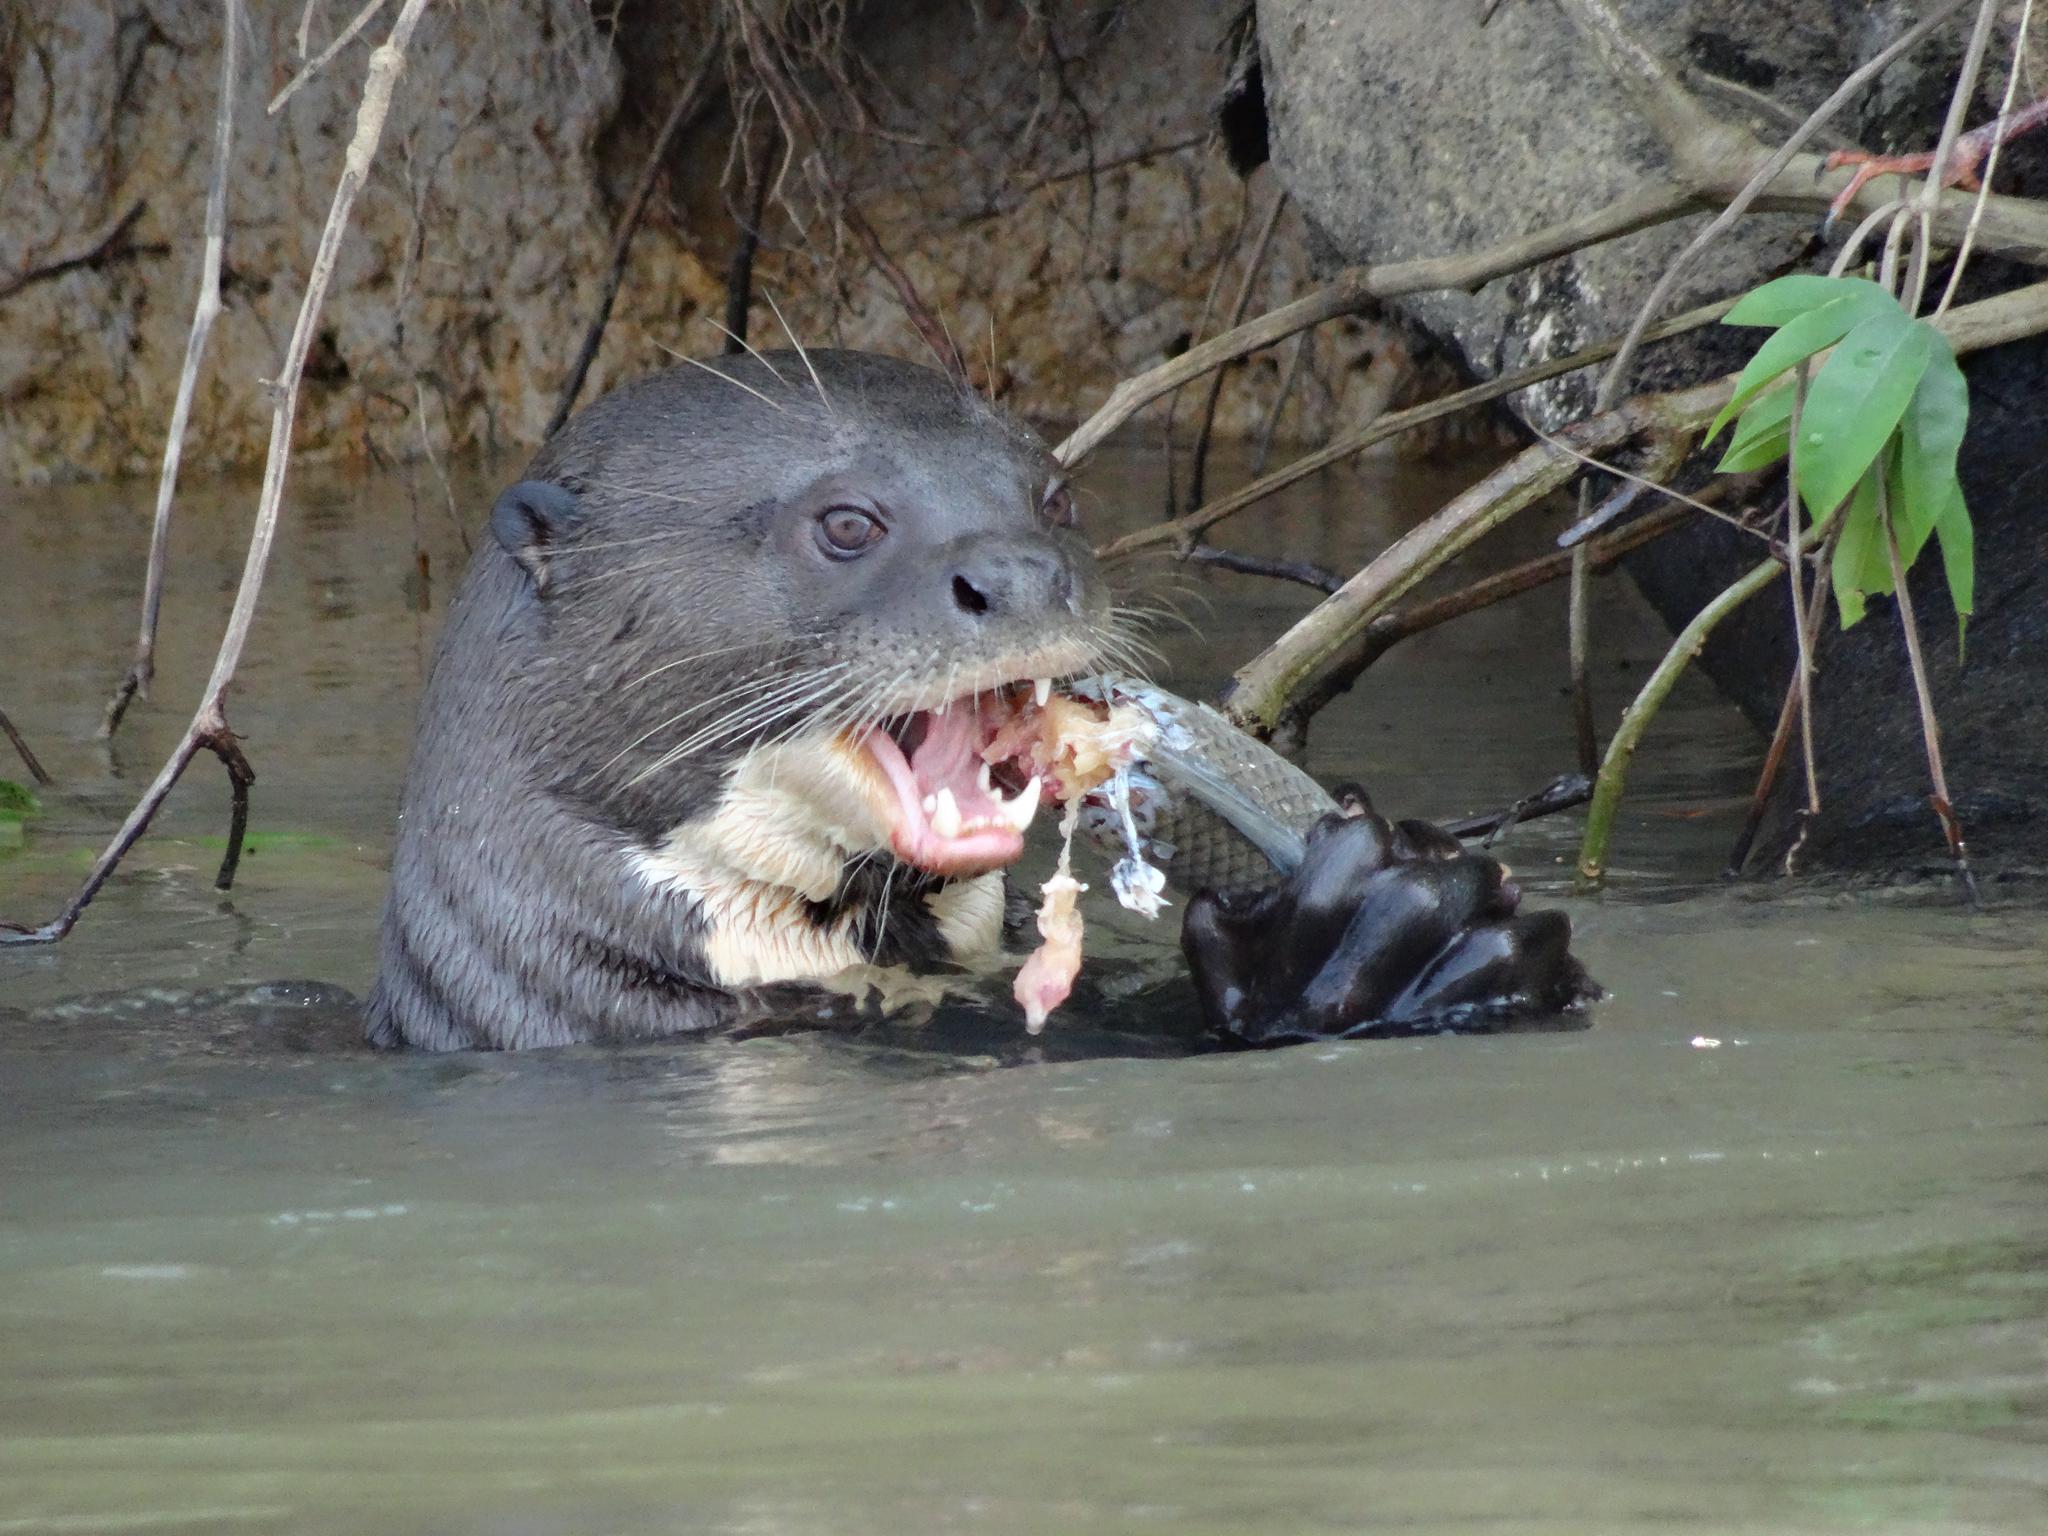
{"left": 468, "top": 350, "right": 1128, "bottom": 1002}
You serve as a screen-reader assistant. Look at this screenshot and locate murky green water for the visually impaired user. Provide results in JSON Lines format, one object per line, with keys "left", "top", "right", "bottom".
{"left": 2, "top": 449, "right": 2044, "bottom": 1533}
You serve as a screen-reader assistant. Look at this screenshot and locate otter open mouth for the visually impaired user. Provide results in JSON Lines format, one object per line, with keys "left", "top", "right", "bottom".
{"left": 856, "top": 680, "right": 1057, "bottom": 877}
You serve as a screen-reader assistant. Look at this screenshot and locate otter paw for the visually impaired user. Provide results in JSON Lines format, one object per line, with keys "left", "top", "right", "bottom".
{"left": 1181, "top": 807, "right": 1598, "bottom": 1047}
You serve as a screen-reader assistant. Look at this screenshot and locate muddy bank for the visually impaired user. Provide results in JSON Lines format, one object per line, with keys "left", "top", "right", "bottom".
{"left": 3, "top": 0, "right": 1395, "bottom": 484}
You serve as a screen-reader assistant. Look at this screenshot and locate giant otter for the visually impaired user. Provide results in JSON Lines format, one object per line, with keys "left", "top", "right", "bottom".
{"left": 369, "top": 350, "right": 1590, "bottom": 1051}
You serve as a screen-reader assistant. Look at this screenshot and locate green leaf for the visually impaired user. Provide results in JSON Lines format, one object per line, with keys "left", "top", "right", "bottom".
{"left": 1830, "top": 468, "right": 1890, "bottom": 629}
{"left": 0, "top": 779, "right": 37, "bottom": 821}
{"left": 1717, "top": 425, "right": 1791, "bottom": 473}
{"left": 1722, "top": 274, "right": 1895, "bottom": 329}
{"left": 1714, "top": 380, "right": 1797, "bottom": 472}
{"left": 1893, "top": 337, "right": 1969, "bottom": 552}
{"left": 1708, "top": 292, "right": 1896, "bottom": 442}
{"left": 1882, "top": 451, "right": 1939, "bottom": 570}
{"left": 1796, "top": 309, "right": 1933, "bottom": 520}
{"left": 1935, "top": 484, "right": 1975, "bottom": 654}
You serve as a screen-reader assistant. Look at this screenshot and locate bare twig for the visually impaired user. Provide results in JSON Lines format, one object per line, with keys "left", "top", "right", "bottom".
{"left": 102, "top": 0, "right": 240, "bottom": 741}
{"left": 269, "top": 0, "right": 387, "bottom": 114}
{"left": 0, "top": 200, "right": 148, "bottom": 303}
{"left": 547, "top": 28, "right": 723, "bottom": 438}
{"left": 1099, "top": 295, "right": 1733, "bottom": 564}
{"left": 0, "top": 705, "right": 53, "bottom": 787}
{"left": 1165, "top": 181, "right": 1251, "bottom": 515}
{"left": 1724, "top": 515, "right": 1841, "bottom": 877}
{"left": 1902, "top": 0, "right": 2001, "bottom": 314}
{"left": 1442, "top": 773, "right": 1595, "bottom": 843}
{"left": 1937, "top": 0, "right": 2039, "bottom": 315}
{"left": 1252, "top": 330, "right": 1309, "bottom": 475}
{"left": 722, "top": 126, "right": 778, "bottom": 353}
{"left": 1057, "top": 180, "right": 1698, "bottom": 465}
{"left": 1189, "top": 185, "right": 1289, "bottom": 509}
{"left": 837, "top": 192, "right": 969, "bottom": 383}
{"left": 1182, "top": 545, "right": 1343, "bottom": 594}
{"left": 3, "top": 0, "right": 435, "bottom": 946}
{"left": 1784, "top": 376, "right": 1820, "bottom": 822}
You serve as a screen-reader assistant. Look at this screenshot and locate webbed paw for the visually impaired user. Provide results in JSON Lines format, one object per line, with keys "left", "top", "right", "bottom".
{"left": 1181, "top": 804, "right": 1598, "bottom": 1047}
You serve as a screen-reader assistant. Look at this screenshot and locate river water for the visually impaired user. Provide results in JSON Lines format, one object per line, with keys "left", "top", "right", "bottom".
{"left": 1, "top": 448, "right": 2043, "bottom": 1534}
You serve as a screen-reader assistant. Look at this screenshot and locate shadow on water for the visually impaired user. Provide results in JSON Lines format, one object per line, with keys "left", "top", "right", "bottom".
{"left": 2, "top": 446, "right": 2045, "bottom": 1534}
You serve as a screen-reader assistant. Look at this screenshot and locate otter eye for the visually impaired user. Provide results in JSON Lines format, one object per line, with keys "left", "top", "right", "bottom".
{"left": 816, "top": 506, "right": 885, "bottom": 558}
{"left": 1042, "top": 483, "right": 1076, "bottom": 528}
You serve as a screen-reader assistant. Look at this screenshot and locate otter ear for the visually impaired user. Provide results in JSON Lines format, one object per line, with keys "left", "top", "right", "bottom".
{"left": 491, "top": 480, "right": 581, "bottom": 590}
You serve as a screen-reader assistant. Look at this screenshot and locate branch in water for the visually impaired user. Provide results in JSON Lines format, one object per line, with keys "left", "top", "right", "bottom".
{"left": 3, "top": 0, "right": 436, "bottom": 946}
{"left": 1265, "top": 500, "right": 1697, "bottom": 748}
{"left": 0, "top": 705, "right": 53, "bottom": 787}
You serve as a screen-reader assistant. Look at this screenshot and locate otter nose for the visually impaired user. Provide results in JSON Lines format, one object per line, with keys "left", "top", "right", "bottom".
{"left": 948, "top": 540, "right": 1078, "bottom": 619}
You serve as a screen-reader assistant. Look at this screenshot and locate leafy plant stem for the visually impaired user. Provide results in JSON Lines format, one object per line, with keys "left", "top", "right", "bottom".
{"left": 1881, "top": 485, "right": 1979, "bottom": 900}
{"left": 1577, "top": 556, "right": 1785, "bottom": 885}
{"left": 1725, "top": 516, "right": 1844, "bottom": 877}
{"left": 1783, "top": 368, "right": 1821, "bottom": 820}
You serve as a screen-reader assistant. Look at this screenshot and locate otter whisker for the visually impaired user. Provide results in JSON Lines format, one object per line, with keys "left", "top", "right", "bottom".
{"left": 621, "top": 642, "right": 773, "bottom": 692}
{"left": 763, "top": 290, "right": 833, "bottom": 418}
{"left": 619, "top": 661, "right": 850, "bottom": 780}
{"left": 660, "top": 666, "right": 860, "bottom": 765}
{"left": 655, "top": 344, "right": 792, "bottom": 415}
{"left": 597, "top": 660, "right": 830, "bottom": 783}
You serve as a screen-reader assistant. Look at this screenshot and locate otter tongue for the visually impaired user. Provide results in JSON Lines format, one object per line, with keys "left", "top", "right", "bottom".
{"left": 909, "top": 699, "right": 1006, "bottom": 825}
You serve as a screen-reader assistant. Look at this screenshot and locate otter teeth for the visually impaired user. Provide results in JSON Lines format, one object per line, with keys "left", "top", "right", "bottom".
{"left": 1001, "top": 776, "right": 1043, "bottom": 832}
{"left": 1032, "top": 677, "right": 1053, "bottom": 707}
{"left": 930, "top": 787, "right": 963, "bottom": 839}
